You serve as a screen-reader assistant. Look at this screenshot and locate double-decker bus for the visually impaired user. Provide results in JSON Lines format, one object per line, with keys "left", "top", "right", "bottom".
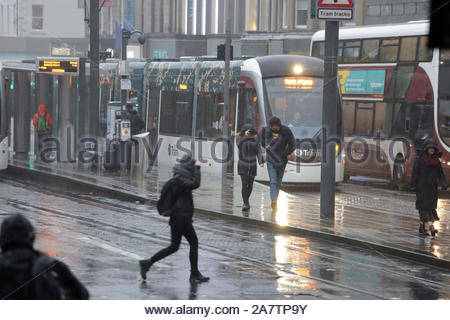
{"left": 311, "top": 20, "right": 450, "bottom": 188}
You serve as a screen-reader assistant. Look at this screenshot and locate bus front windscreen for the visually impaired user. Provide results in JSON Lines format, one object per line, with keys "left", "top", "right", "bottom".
{"left": 264, "top": 77, "right": 323, "bottom": 139}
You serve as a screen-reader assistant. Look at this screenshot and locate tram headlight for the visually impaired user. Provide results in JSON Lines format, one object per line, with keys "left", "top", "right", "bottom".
{"left": 293, "top": 65, "right": 303, "bottom": 74}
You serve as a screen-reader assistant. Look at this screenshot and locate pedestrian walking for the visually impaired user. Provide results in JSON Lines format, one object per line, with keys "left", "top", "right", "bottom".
{"left": 139, "top": 154, "right": 209, "bottom": 283}
{"left": 32, "top": 104, "right": 54, "bottom": 160}
{"left": 0, "top": 214, "right": 89, "bottom": 299}
{"left": 260, "top": 116, "right": 295, "bottom": 211}
{"left": 237, "top": 125, "right": 264, "bottom": 211}
{"left": 410, "top": 139, "right": 447, "bottom": 236}
{"left": 124, "top": 104, "right": 146, "bottom": 170}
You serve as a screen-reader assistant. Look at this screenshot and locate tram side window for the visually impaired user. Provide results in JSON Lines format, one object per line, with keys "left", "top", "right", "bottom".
{"left": 380, "top": 39, "right": 399, "bottom": 62}
{"left": 196, "top": 93, "right": 224, "bottom": 138}
{"left": 399, "top": 37, "right": 418, "bottom": 62}
{"left": 374, "top": 102, "right": 393, "bottom": 138}
{"left": 159, "top": 90, "right": 193, "bottom": 136}
{"left": 361, "top": 39, "right": 380, "bottom": 63}
{"left": 343, "top": 101, "right": 356, "bottom": 135}
{"left": 237, "top": 88, "right": 260, "bottom": 133}
{"left": 355, "top": 103, "right": 374, "bottom": 136}
{"left": 147, "top": 86, "right": 160, "bottom": 131}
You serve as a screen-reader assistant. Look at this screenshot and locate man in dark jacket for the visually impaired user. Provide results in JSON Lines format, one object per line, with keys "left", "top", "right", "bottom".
{"left": 124, "top": 104, "right": 145, "bottom": 136}
{"left": 238, "top": 126, "right": 264, "bottom": 211}
{"left": 260, "top": 116, "right": 296, "bottom": 210}
{"left": 139, "top": 154, "right": 209, "bottom": 283}
{"left": 411, "top": 139, "right": 447, "bottom": 236}
{"left": 0, "top": 214, "right": 89, "bottom": 299}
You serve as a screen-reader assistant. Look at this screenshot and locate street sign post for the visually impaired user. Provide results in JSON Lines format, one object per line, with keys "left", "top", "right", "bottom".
{"left": 313, "top": 0, "right": 354, "bottom": 219}
{"left": 316, "top": 0, "right": 354, "bottom": 21}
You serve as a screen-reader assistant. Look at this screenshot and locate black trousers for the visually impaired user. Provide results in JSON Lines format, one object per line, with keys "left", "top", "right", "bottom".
{"left": 240, "top": 174, "right": 255, "bottom": 205}
{"left": 149, "top": 218, "right": 199, "bottom": 272}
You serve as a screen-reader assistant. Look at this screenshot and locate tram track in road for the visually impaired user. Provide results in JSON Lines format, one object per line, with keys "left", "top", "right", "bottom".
{"left": 1, "top": 178, "right": 450, "bottom": 299}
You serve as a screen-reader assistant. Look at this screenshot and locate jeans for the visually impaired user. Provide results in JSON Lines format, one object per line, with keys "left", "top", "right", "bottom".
{"left": 149, "top": 218, "right": 199, "bottom": 272}
{"left": 267, "top": 162, "right": 286, "bottom": 201}
{"left": 240, "top": 174, "right": 255, "bottom": 205}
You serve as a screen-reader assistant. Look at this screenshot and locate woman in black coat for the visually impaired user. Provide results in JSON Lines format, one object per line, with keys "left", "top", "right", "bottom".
{"left": 411, "top": 139, "right": 447, "bottom": 236}
{"left": 237, "top": 126, "right": 263, "bottom": 211}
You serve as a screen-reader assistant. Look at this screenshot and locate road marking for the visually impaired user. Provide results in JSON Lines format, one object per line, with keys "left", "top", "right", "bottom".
{"left": 77, "top": 236, "right": 170, "bottom": 268}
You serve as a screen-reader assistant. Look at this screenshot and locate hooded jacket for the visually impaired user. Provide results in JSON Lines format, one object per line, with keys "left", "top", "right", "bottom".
{"left": 32, "top": 104, "right": 54, "bottom": 135}
{"left": 411, "top": 139, "right": 447, "bottom": 211}
{"left": 260, "top": 125, "right": 296, "bottom": 167}
{"left": 168, "top": 156, "right": 201, "bottom": 223}
{"left": 124, "top": 108, "right": 145, "bottom": 136}
{"left": 237, "top": 126, "right": 263, "bottom": 176}
{"left": 0, "top": 214, "right": 89, "bottom": 300}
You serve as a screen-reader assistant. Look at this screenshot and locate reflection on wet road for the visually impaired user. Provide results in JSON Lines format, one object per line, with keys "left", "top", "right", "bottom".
{"left": 0, "top": 179, "right": 449, "bottom": 300}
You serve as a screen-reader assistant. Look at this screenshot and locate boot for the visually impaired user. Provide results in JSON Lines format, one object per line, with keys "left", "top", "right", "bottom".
{"left": 190, "top": 271, "right": 210, "bottom": 283}
{"left": 242, "top": 202, "right": 250, "bottom": 211}
{"left": 429, "top": 225, "right": 438, "bottom": 237}
{"left": 139, "top": 259, "right": 152, "bottom": 281}
{"left": 432, "top": 210, "right": 440, "bottom": 221}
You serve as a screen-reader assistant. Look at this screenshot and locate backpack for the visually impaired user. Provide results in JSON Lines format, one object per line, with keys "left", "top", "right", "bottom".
{"left": 31, "top": 254, "right": 65, "bottom": 299}
{"left": 37, "top": 113, "right": 49, "bottom": 135}
{"left": 157, "top": 179, "right": 176, "bottom": 217}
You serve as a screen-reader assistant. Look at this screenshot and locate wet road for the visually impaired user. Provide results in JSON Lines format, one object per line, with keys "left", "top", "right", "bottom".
{"left": 0, "top": 178, "right": 449, "bottom": 300}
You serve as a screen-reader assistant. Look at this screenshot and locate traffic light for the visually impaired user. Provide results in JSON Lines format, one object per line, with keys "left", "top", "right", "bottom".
{"left": 429, "top": 0, "right": 450, "bottom": 48}
{"left": 217, "top": 44, "right": 234, "bottom": 61}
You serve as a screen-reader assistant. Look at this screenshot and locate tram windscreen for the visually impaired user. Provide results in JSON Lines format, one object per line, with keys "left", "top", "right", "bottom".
{"left": 264, "top": 77, "right": 323, "bottom": 139}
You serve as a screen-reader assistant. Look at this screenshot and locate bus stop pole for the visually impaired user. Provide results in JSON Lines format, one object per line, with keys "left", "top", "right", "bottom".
{"left": 320, "top": 21, "right": 339, "bottom": 219}
{"left": 222, "top": 19, "right": 231, "bottom": 182}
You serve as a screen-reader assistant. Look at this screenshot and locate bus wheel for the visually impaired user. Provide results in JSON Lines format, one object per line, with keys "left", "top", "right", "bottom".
{"left": 392, "top": 157, "right": 406, "bottom": 190}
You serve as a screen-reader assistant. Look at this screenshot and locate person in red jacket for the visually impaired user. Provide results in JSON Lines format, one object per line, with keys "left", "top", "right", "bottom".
{"left": 33, "top": 104, "right": 54, "bottom": 160}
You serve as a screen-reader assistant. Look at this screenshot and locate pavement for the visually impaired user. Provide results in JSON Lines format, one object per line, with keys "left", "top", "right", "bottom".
{"left": 5, "top": 158, "right": 450, "bottom": 269}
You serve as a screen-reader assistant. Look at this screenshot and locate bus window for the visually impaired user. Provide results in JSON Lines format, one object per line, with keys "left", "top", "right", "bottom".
{"left": 399, "top": 37, "right": 418, "bottom": 62}
{"left": 394, "top": 65, "right": 417, "bottom": 99}
{"left": 413, "top": 104, "right": 433, "bottom": 145}
{"left": 374, "top": 102, "right": 393, "bottom": 138}
{"left": 159, "top": 90, "right": 193, "bottom": 136}
{"left": 361, "top": 39, "right": 380, "bottom": 63}
{"left": 311, "top": 42, "right": 324, "bottom": 59}
{"left": 343, "top": 41, "right": 361, "bottom": 63}
{"left": 418, "top": 36, "right": 433, "bottom": 62}
{"left": 343, "top": 101, "right": 356, "bottom": 135}
{"left": 355, "top": 103, "right": 374, "bottom": 136}
{"left": 380, "top": 39, "right": 399, "bottom": 62}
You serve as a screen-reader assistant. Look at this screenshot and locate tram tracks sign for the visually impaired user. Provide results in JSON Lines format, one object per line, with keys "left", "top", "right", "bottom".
{"left": 313, "top": 0, "right": 354, "bottom": 21}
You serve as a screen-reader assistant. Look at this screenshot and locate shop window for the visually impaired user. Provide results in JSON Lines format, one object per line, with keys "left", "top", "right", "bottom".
{"left": 367, "top": 5, "right": 380, "bottom": 16}
{"left": 404, "top": 3, "right": 416, "bottom": 15}
{"left": 380, "top": 5, "right": 391, "bottom": 16}
{"left": 392, "top": 4, "right": 404, "bottom": 15}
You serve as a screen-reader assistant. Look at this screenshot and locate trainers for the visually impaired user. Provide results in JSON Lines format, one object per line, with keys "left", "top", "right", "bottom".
{"left": 419, "top": 224, "right": 427, "bottom": 235}
{"left": 139, "top": 259, "right": 152, "bottom": 281}
{"left": 190, "top": 271, "right": 210, "bottom": 283}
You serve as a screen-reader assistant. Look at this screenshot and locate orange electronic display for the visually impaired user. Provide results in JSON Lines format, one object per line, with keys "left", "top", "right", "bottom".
{"left": 37, "top": 58, "right": 79, "bottom": 75}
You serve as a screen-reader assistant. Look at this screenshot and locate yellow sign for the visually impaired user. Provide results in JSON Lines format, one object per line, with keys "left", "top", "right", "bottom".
{"left": 284, "top": 78, "right": 314, "bottom": 89}
{"left": 37, "top": 58, "right": 79, "bottom": 75}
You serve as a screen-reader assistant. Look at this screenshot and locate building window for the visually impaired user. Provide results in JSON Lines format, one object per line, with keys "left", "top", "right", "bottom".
{"left": 404, "top": 3, "right": 416, "bottom": 15}
{"left": 246, "top": 0, "right": 258, "bottom": 31}
{"left": 295, "top": 0, "right": 308, "bottom": 28}
{"left": 32, "top": 5, "right": 43, "bottom": 30}
{"left": 367, "top": 5, "right": 380, "bottom": 16}
{"left": 392, "top": 4, "right": 403, "bottom": 15}
{"left": 282, "top": 0, "right": 288, "bottom": 29}
{"left": 380, "top": 4, "right": 391, "bottom": 16}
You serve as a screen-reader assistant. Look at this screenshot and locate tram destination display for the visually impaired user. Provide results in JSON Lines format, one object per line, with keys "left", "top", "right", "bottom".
{"left": 37, "top": 58, "right": 79, "bottom": 75}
